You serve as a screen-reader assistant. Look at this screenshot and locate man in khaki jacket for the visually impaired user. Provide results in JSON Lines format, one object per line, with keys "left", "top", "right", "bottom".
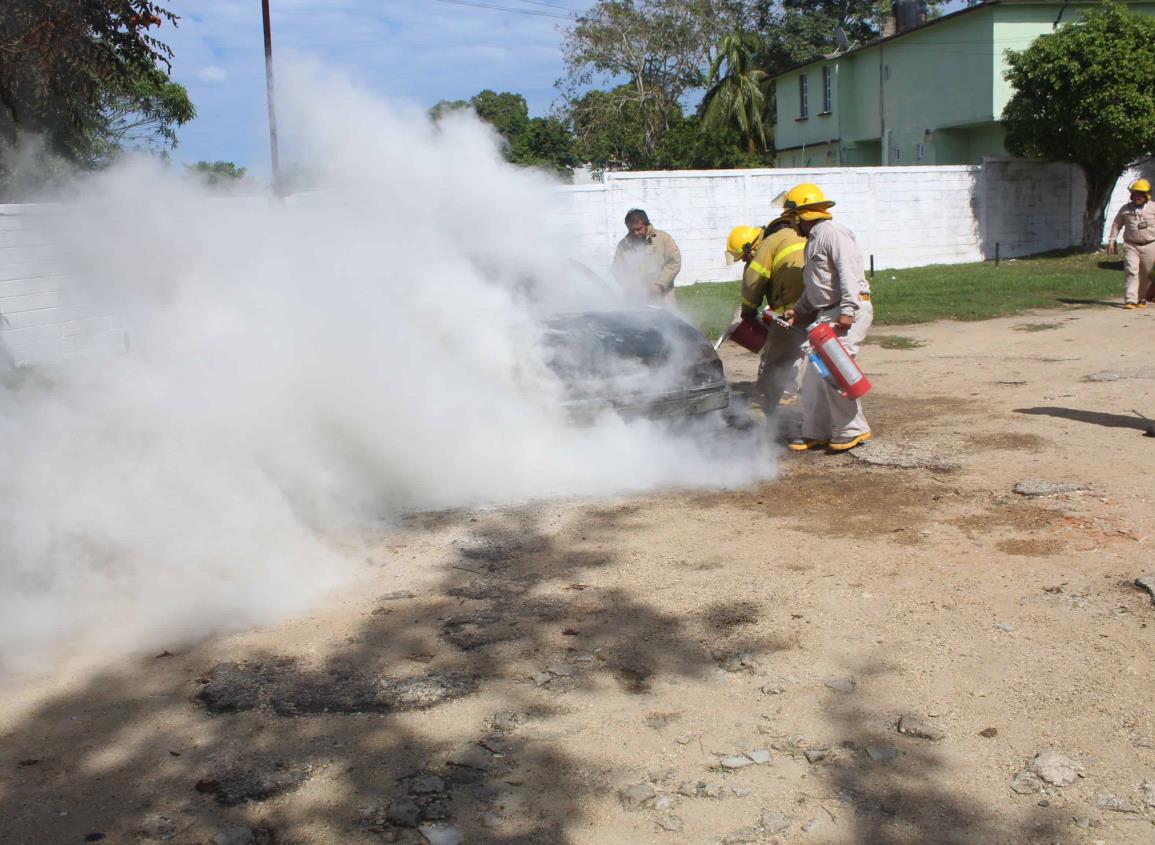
{"left": 1107, "top": 178, "right": 1155, "bottom": 309}
{"left": 612, "top": 209, "right": 681, "bottom": 304}
{"left": 724, "top": 216, "right": 807, "bottom": 413}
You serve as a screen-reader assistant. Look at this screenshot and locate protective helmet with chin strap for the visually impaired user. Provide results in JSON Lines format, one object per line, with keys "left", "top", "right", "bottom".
{"left": 782, "top": 182, "right": 835, "bottom": 221}
{"left": 725, "top": 225, "right": 764, "bottom": 263}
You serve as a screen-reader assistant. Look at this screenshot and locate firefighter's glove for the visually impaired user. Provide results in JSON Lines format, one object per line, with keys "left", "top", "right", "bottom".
{"left": 835, "top": 314, "right": 854, "bottom": 334}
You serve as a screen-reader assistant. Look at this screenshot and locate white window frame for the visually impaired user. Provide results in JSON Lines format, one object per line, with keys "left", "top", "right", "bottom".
{"left": 822, "top": 66, "right": 833, "bottom": 113}
{"left": 799, "top": 74, "right": 809, "bottom": 118}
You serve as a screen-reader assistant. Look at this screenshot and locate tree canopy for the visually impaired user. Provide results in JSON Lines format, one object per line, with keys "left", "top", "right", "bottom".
{"left": 430, "top": 90, "right": 578, "bottom": 178}
{"left": 0, "top": 1, "right": 192, "bottom": 173}
{"left": 1003, "top": 1, "right": 1155, "bottom": 249}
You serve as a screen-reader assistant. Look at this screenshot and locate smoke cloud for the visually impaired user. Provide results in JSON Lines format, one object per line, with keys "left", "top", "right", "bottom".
{"left": 0, "top": 65, "right": 775, "bottom": 677}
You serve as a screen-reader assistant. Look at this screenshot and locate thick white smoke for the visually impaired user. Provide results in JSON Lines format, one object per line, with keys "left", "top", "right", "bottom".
{"left": 0, "top": 65, "right": 775, "bottom": 677}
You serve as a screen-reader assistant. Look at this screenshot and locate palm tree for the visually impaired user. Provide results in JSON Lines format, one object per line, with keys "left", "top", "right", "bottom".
{"left": 701, "top": 30, "right": 771, "bottom": 155}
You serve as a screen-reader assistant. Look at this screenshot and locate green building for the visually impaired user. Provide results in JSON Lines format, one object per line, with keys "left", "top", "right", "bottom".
{"left": 771, "top": 0, "right": 1152, "bottom": 167}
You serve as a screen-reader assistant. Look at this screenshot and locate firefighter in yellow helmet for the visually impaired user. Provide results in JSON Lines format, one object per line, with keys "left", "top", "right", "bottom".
{"left": 1107, "top": 177, "right": 1155, "bottom": 308}
{"left": 781, "top": 182, "right": 874, "bottom": 452}
{"left": 724, "top": 216, "right": 807, "bottom": 415}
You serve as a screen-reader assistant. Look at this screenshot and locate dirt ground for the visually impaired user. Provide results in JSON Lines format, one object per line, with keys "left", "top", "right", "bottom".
{"left": 2, "top": 303, "right": 1155, "bottom": 845}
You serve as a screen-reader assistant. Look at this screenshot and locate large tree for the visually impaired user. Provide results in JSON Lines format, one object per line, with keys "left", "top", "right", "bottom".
{"left": 1002, "top": 1, "right": 1155, "bottom": 250}
{"left": 430, "top": 90, "right": 578, "bottom": 178}
{"left": 0, "top": 1, "right": 189, "bottom": 168}
{"left": 701, "top": 29, "right": 771, "bottom": 154}
{"left": 559, "top": 0, "right": 741, "bottom": 157}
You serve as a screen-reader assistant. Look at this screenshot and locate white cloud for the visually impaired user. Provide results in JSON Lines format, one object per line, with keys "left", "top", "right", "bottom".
{"left": 196, "top": 64, "right": 229, "bottom": 83}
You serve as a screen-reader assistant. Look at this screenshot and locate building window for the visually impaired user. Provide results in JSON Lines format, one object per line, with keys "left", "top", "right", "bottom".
{"left": 822, "top": 66, "right": 832, "bottom": 113}
{"left": 893, "top": 146, "right": 901, "bottom": 162}
{"left": 916, "top": 143, "right": 925, "bottom": 161}
{"left": 884, "top": 64, "right": 891, "bottom": 81}
{"left": 799, "top": 75, "right": 809, "bottom": 118}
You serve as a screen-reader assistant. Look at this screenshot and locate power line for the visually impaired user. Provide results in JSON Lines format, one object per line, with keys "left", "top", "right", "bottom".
{"left": 509, "top": 0, "right": 584, "bottom": 11}
{"left": 430, "top": 0, "right": 576, "bottom": 20}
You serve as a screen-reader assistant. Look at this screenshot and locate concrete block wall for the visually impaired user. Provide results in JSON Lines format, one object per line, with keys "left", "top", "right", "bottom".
{"left": 0, "top": 205, "right": 123, "bottom": 367}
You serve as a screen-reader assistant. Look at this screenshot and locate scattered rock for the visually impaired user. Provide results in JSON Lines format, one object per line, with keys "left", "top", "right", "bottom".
{"left": 84, "top": 836, "right": 104, "bottom": 843}
{"left": 1136, "top": 576, "right": 1155, "bottom": 604}
{"left": 387, "top": 798, "right": 423, "bottom": 828}
{"left": 195, "top": 760, "right": 311, "bottom": 806}
{"left": 1029, "top": 749, "right": 1084, "bottom": 787}
{"left": 479, "top": 812, "right": 503, "bottom": 830}
{"left": 445, "top": 744, "right": 495, "bottom": 771}
{"left": 996, "top": 622, "right": 1015, "bottom": 633}
{"left": 418, "top": 823, "right": 462, "bottom": 845}
{"left": 532, "top": 672, "right": 553, "bottom": 687}
{"left": 1096, "top": 793, "right": 1140, "bottom": 813}
{"left": 378, "top": 590, "right": 418, "bottom": 601}
{"left": 410, "top": 775, "right": 446, "bottom": 795}
{"left": 824, "top": 677, "right": 856, "bottom": 694}
{"left": 421, "top": 802, "right": 451, "bottom": 822}
{"left": 1084, "top": 371, "right": 1122, "bottom": 382}
{"left": 620, "top": 782, "right": 658, "bottom": 810}
{"left": 211, "top": 828, "right": 255, "bottom": 845}
{"left": 1073, "top": 817, "right": 1091, "bottom": 829}
{"left": 1142, "top": 780, "right": 1155, "bottom": 808}
{"left": 979, "top": 727, "right": 999, "bottom": 738}
{"left": 547, "top": 663, "right": 576, "bottom": 677}
{"left": 649, "top": 767, "right": 676, "bottom": 784}
{"left": 700, "top": 782, "right": 726, "bottom": 799}
{"left": 139, "top": 816, "right": 178, "bottom": 840}
{"left": 760, "top": 811, "right": 794, "bottom": 834}
{"left": 490, "top": 711, "right": 524, "bottom": 733}
{"left": 675, "top": 733, "right": 698, "bottom": 746}
{"left": 195, "top": 660, "right": 477, "bottom": 715}
{"left": 722, "top": 826, "right": 761, "bottom": 844}
{"left": 804, "top": 749, "right": 829, "bottom": 764}
{"left": 897, "top": 715, "right": 944, "bottom": 742}
{"left": 653, "top": 794, "right": 672, "bottom": 811}
{"left": 802, "top": 817, "right": 822, "bottom": 833}
{"left": 719, "top": 755, "right": 755, "bottom": 770}
{"left": 760, "top": 684, "right": 786, "bottom": 696}
{"left": 656, "top": 813, "right": 683, "bottom": 832}
{"left": 866, "top": 746, "right": 898, "bottom": 762}
{"left": 1011, "top": 772, "right": 1043, "bottom": 795}
{"left": 1013, "top": 480, "right": 1089, "bottom": 498}
{"left": 1038, "top": 799, "right": 1050, "bottom": 807}
{"left": 731, "top": 784, "right": 754, "bottom": 798}
{"left": 644, "top": 711, "right": 681, "bottom": 730}
{"left": 677, "top": 782, "right": 697, "bottom": 798}
{"left": 714, "top": 651, "right": 759, "bottom": 673}
{"left": 748, "top": 749, "right": 772, "bottom": 765}
{"left": 850, "top": 440, "right": 961, "bottom": 472}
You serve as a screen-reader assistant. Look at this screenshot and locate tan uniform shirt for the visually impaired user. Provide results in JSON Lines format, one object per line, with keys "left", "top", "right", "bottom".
{"left": 613, "top": 227, "right": 682, "bottom": 296}
{"left": 1109, "top": 201, "right": 1155, "bottom": 246}
{"left": 797, "top": 219, "right": 871, "bottom": 317}
{"left": 741, "top": 228, "right": 806, "bottom": 314}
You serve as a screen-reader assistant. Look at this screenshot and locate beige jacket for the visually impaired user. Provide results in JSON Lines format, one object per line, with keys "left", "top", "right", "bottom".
{"left": 796, "top": 219, "right": 872, "bottom": 318}
{"left": 1109, "top": 201, "right": 1155, "bottom": 246}
{"left": 613, "top": 227, "right": 682, "bottom": 299}
{"left": 741, "top": 228, "right": 806, "bottom": 315}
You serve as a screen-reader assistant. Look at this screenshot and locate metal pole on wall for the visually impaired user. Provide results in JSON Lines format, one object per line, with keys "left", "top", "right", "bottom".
{"left": 261, "top": 0, "right": 282, "bottom": 198}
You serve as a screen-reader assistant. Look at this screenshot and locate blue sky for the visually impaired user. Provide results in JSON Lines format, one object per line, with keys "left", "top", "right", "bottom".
{"left": 165, "top": 0, "right": 590, "bottom": 170}
{"left": 164, "top": 1, "right": 971, "bottom": 173}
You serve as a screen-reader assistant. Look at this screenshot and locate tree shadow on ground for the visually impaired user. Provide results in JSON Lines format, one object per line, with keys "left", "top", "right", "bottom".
{"left": 812, "top": 659, "right": 1070, "bottom": 845}
{"left": 1055, "top": 297, "right": 1124, "bottom": 307}
{"left": 1015, "top": 406, "right": 1155, "bottom": 434}
{"left": 0, "top": 504, "right": 783, "bottom": 844}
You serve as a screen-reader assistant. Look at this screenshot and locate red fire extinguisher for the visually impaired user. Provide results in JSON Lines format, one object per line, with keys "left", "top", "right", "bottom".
{"left": 806, "top": 321, "right": 871, "bottom": 400}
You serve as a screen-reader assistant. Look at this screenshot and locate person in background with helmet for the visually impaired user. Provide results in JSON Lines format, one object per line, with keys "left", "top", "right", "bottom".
{"left": 724, "top": 216, "right": 807, "bottom": 415}
{"left": 781, "top": 182, "right": 874, "bottom": 453}
{"left": 1107, "top": 178, "right": 1155, "bottom": 309}
{"left": 613, "top": 208, "right": 682, "bottom": 305}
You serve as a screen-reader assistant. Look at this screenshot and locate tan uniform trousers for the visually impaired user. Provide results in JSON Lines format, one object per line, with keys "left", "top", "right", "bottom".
{"left": 756, "top": 320, "right": 805, "bottom": 413}
{"left": 801, "top": 303, "right": 873, "bottom": 441}
{"left": 1123, "top": 240, "right": 1155, "bottom": 304}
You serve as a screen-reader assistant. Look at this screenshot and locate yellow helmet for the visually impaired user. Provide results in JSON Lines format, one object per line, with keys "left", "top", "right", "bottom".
{"left": 725, "top": 225, "right": 764, "bottom": 263}
{"left": 782, "top": 182, "right": 835, "bottom": 221}
{"left": 1130, "top": 178, "right": 1151, "bottom": 196}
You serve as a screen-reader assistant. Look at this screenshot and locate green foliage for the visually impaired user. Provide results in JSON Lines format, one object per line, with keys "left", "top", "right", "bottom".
{"left": 701, "top": 29, "right": 771, "bottom": 153}
{"left": 0, "top": 1, "right": 187, "bottom": 167}
{"left": 1003, "top": 1, "right": 1155, "bottom": 249}
{"left": 560, "top": 0, "right": 741, "bottom": 156}
{"left": 185, "top": 160, "right": 246, "bottom": 188}
{"left": 430, "top": 90, "right": 578, "bottom": 178}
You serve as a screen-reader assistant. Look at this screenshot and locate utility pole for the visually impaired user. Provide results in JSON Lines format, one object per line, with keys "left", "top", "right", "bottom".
{"left": 261, "top": 0, "right": 282, "bottom": 197}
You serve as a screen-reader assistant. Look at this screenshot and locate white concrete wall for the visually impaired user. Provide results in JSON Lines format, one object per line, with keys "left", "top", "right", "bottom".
{"left": 0, "top": 161, "right": 1134, "bottom": 366}
{"left": 556, "top": 160, "right": 1100, "bottom": 284}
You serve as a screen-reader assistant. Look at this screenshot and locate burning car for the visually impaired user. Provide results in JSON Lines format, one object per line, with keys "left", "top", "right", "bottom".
{"left": 540, "top": 307, "right": 729, "bottom": 421}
